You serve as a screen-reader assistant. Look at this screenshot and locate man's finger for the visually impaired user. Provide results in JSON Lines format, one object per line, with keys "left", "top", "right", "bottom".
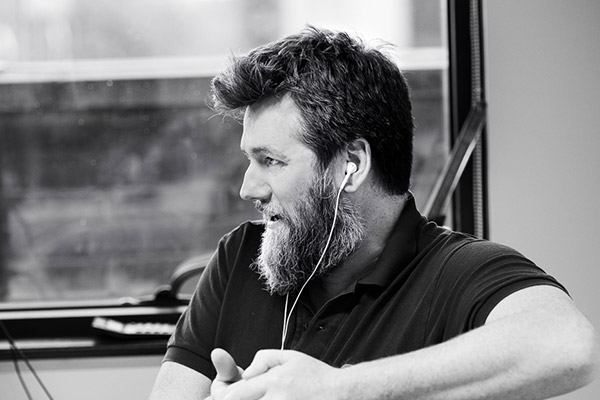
{"left": 211, "top": 348, "right": 243, "bottom": 383}
{"left": 242, "top": 349, "right": 296, "bottom": 379}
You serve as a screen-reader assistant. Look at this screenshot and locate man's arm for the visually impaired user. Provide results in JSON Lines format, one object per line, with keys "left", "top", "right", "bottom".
{"left": 149, "top": 361, "right": 212, "bottom": 400}
{"left": 224, "top": 285, "right": 600, "bottom": 400}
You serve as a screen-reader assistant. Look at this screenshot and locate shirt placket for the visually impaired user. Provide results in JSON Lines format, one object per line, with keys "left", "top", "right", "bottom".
{"left": 287, "top": 293, "right": 354, "bottom": 359}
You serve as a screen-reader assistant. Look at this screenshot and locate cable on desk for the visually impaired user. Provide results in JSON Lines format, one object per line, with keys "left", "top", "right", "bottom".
{"left": 0, "top": 320, "right": 55, "bottom": 400}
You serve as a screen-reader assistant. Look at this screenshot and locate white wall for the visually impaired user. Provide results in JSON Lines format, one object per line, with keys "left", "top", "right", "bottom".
{"left": 484, "top": 1, "right": 600, "bottom": 399}
{"left": 0, "top": 355, "right": 162, "bottom": 400}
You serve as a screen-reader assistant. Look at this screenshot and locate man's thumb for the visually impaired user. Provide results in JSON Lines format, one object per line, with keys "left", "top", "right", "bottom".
{"left": 211, "top": 348, "right": 243, "bottom": 383}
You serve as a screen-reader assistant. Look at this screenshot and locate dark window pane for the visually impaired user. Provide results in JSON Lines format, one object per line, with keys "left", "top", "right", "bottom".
{"left": 0, "top": 0, "right": 447, "bottom": 303}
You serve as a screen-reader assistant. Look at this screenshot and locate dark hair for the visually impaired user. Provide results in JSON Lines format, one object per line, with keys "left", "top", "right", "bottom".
{"left": 210, "top": 26, "right": 414, "bottom": 195}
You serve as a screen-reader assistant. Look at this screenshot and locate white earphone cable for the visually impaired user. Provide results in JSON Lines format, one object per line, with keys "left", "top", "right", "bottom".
{"left": 280, "top": 171, "right": 351, "bottom": 349}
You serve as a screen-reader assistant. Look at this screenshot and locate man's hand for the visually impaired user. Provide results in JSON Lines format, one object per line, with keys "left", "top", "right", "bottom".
{"left": 210, "top": 348, "right": 244, "bottom": 400}
{"left": 220, "top": 349, "right": 343, "bottom": 400}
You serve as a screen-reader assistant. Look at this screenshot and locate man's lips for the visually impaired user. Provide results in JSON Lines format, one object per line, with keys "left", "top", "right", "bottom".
{"left": 256, "top": 203, "right": 281, "bottom": 222}
{"left": 265, "top": 214, "right": 281, "bottom": 225}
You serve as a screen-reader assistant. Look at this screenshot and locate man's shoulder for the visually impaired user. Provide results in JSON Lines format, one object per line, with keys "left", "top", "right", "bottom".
{"left": 217, "top": 220, "right": 265, "bottom": 259}
{"left": 418, "top": 222, "right": 526, "bottom": 263}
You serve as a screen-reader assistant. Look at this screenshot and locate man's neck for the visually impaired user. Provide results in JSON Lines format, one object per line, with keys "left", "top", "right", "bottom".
{"left": 309, "top": 192, "right": 408, "bottom": 308}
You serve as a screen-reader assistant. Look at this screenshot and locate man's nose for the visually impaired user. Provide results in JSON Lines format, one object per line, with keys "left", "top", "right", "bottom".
{"left": 239, "top": 164, "right": 270, "bottom": 202}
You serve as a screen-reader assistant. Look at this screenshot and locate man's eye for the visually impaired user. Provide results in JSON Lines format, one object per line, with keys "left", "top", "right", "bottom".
{"left": 264, "top": 157, "right": 281, "bottom": 166}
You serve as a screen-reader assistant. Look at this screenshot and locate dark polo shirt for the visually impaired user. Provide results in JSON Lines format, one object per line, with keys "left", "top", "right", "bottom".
{"left": 165, "top": 196, "right": 565, "bottom": 379}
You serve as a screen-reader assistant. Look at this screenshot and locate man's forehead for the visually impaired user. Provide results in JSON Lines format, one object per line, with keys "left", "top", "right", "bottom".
{"left": 240, "top": 96, "right": 307, "bottom": 153}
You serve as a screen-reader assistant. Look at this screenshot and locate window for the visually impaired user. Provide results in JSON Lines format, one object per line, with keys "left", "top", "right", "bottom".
{"left": 0, "top": 0, "right": 448, "bottom": 306}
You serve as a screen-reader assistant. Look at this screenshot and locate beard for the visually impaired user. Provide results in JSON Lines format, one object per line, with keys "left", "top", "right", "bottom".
{"left": 252, "top": 169, "right": 365, "bottom": 296}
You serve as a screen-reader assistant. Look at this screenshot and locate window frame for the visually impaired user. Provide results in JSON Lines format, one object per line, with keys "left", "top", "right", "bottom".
{"left": 447, "top": 0, "right": 489, "bottom": 237}
{"left": 0, "top": 1, "right": 484, "bottom": 360}
{"left": 0, "top": 61, "right": 214, "bottom": 360}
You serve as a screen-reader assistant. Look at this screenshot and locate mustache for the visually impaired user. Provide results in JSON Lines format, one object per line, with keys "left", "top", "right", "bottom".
{"left": 254, "top": 200, "right": 288, "bottom": 222}
{"left": 254, "top": 200, "right": 274, "bottom": 214}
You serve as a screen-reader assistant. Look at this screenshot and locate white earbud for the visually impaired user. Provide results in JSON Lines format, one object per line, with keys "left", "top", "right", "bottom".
{"left": 346, "top": 162, "right": 357, "bottom": 175}
{"left": 339, "top": 162, "right": 357, "bottom": 191}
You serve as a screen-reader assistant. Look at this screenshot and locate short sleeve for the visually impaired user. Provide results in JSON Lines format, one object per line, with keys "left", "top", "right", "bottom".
{"left": 163, "top": 221, "right": 265, "bottom": 379}
{"left": 163, "top": 241, "right": 228, "bottom": 378}
{"left": 432, "top": 239, "right": 568, "bottom": 334}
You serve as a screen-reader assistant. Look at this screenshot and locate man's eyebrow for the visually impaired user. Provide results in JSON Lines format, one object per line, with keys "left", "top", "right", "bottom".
{"left": 242, "top": 146, "right": 287, "bottom": 159}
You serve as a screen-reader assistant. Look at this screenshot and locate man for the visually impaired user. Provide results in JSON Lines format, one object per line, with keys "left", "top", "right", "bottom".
{"left": 151, "top": 27, "right": 598, "bottom": 400}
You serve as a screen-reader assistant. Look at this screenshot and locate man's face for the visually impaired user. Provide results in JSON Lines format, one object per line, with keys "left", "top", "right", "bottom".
{"left": 239, "top": 95, "right": 364, "bottom": 295}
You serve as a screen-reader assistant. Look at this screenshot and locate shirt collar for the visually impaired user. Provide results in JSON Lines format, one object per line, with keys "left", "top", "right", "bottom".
{"left": 356, "top": 193, "right": 424, "bottom": 288}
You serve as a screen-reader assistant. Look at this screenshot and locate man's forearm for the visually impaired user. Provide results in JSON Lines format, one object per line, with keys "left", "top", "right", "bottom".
{"left": 150, "top": 361, "right": 212, "bottom": 400}
{"left": 336, "top": 289, "right": 598, "bottom": 400}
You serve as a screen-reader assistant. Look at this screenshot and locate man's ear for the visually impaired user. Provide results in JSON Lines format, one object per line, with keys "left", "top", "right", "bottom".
{"left": 343, "top": 138, "right": 371, "bottom": 193}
